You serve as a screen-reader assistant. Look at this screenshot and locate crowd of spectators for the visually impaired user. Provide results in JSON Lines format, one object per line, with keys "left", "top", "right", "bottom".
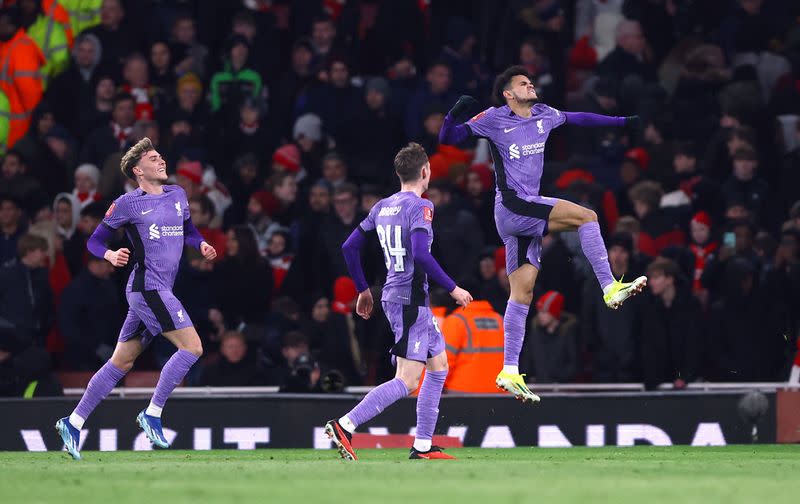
{"left": 1, "top": 0, "right": 800, "bottom": 395}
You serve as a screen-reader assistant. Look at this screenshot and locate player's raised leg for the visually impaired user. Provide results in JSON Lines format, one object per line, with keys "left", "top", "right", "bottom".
{"left": 138, "top": 324, "right": 202, "bottom": 449}
{"left": 548, "top": 200, "right": 646, "bottom": 309}
{"left": 496, "top": 259, "right": 541, "bottom": 403}
{"left": 55, "top": 334, "right": 144, "bottom": 460}
{"left": 410, "top": 350, "right": 454, "bottom": 460}
{"left": 327, "top": 358, "right": 418, "bottom": 460}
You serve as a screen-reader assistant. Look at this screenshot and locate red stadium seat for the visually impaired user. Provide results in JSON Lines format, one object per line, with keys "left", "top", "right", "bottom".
{"left": 123, "top": 371, "right": 162, "bottom": 388}
{"left": 56, "top": 371, "right": 94, "bottom": 388}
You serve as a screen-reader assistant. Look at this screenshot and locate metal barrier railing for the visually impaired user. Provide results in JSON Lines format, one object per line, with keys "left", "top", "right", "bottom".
{"left": 60, "top": 381, "right": 798, "bottom": 397}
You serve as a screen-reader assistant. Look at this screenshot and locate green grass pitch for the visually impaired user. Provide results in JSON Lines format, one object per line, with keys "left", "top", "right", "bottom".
{"left": 1, "top": 446, "right": 799, "bottom": 504}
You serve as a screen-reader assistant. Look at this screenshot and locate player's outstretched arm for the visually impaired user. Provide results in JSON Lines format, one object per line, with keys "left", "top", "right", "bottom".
{"left": 87, "top": 224, "right": 129, "bottom": 267}
{"left": 341, "top": 227, "right": 372, "bottom": 318}
{"left": 563, "top": 111, "right": 640, "bottom": 129}
{"left": 439, "top": 95, "right": 479, "bottom": 145}
{"left": 410, "top": 231, "right": 472, "bottom": 307}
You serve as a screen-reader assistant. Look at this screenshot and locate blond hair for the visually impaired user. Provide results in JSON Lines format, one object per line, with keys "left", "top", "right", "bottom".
{"left": 120, "top": 137, "right": 155, "bottom": 180}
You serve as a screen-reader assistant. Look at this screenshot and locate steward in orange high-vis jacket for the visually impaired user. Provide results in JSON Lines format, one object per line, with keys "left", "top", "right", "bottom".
{"left": 442, "top": 300, "right": 505, "bottom": 393}
{"left": 0, "top": 7, "right": 45, "bottom": 147}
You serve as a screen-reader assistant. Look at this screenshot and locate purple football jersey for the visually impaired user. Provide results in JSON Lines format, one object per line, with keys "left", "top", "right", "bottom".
{"left": 360, "top": 191, "right": 434, "bottom": 306}
{"left": 102, "top": 185, "right": 190, "bottom": 292}
{"left": 467, "top": 103, "right": 566, "bottom": 199}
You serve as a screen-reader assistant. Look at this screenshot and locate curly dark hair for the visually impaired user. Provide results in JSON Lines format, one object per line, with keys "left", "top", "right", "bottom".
{"left": 492, "top": 65, "right": 533, "bottom": 106}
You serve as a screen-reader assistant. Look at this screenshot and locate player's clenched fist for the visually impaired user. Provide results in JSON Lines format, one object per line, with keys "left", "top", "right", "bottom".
{"left": 355, "top": 289, "right": 374, "bottom": 320}
{"left": 449, "top": 95, "right": 478, "bottom": 121}
{"left": 200, "top": 241, "right": 217, "bottom": 261}
{"left": 104, "top": 248, "right": 130, "bottom": 267}
{"left": 450, "top": 286, "right": 473, "bottom": 307}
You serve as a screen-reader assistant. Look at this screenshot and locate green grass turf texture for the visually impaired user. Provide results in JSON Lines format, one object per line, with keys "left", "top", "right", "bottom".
{"left": 1, "top": 446, "right": 798, "bottom": 504}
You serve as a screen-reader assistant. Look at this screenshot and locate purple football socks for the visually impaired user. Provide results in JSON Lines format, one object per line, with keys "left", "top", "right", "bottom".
{"left": 71, "top": 361, "right": 127, "bottom": 427}
{"left": 578, "top": 221, "right": 614, "bottom": 290}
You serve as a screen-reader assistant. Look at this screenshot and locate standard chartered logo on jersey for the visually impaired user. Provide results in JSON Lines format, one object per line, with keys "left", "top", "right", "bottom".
{"left": 148, "top": 223, "right": 183, "bottom": 240}
{"left": 148, "top": 223, "right": 160, "bottom": 240}
{"left": 509, "top": 142, "right": 545, "bottom": 160}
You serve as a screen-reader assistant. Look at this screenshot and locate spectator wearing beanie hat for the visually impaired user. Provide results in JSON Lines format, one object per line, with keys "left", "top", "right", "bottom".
{"left": 293, "top": 113, "right": 325, "bottom": 178}
{"left": 688, "top": 211, "right": 718, "bottom": 300}
{"left": 331, "top": 276, "right": 357, "bottom": 315}
{"left": 523, "top": 291, "right": 577, "bottom": 383}
{"left": 537, "top": 290, "right": 564, "bottom": 320}
{"left": 293, "top": 113, "right": 323, "bottom": 146}
{"left": 176, "top": 159, "right": 203, "bottom": 195}
{"left": 176, "top": 159, "right": 231, "bottom": 227}
{"left": 272, "top": 143, "right": 301, "bottom": 173}
{"left": 162, "top": 73, "right": 210, "bottom": 145}
{"left": 72, "top": 163, "right": 102, "bottom": 209}
{"left": 428, "top": 143, "right": 472, "bottom": 181}
{"left": 272, "top": 143, "right": 306, "bottom": 183}
{"left": 552, "top": 168, "right": 619, "bottom": 237}
{"left": 176, "top": 73, "right": 202, "bottom": 97}
{"left": 624, "top": 147, "right": 650, "bottom": 171}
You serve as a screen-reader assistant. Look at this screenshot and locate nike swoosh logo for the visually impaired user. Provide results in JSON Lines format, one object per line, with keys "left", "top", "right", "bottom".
{"left": 504, "top": 127, "right": 517, "bottom": 133}
{"left": 141, "top": 209, "right": 154, "bottom": 215}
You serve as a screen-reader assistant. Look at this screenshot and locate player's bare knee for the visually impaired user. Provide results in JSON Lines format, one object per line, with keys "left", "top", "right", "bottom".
{"left": 510, "top": 292, "right": 533, "bottom": 306}
{"left": 110, "top": 356, "right": 134, "bottom": 373}
{"left": 185, "top": 342, "right": 203, "bottom": 357}
{"left": 434, "top": 365, "right": 448, "bottom": 375}
{"left": 399, "top": 374, "right": 420, "bottom": 393}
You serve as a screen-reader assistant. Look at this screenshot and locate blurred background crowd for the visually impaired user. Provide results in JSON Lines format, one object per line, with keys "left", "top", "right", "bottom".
{"left": 1, "top": 0, "right": 799, "bottom": 396}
